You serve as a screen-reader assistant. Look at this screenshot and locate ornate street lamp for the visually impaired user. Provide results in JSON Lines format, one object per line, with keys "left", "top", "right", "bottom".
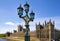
{"left": 17, "top": 2, "right": 35, "bottom": 41}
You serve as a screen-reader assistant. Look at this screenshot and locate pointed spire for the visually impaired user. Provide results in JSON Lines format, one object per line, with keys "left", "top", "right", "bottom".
{"left": 49, "top": 19, "right": 51, "bottom": 23}
{"left": 36, "top": 23, "right": 38, "bottom": 28}
{"left": 45, "top": 20, "right": 46, "bottom": 25}
{"left": 53, "top": 20, "right": 55, "bottom": 25}
{"left": 43, "top": 23, "right": 44, "bottom": 27}
{"left": 39, "top": 22, "right": 40, "bottom": 25}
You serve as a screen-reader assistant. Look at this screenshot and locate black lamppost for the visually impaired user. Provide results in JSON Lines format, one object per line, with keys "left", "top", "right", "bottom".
{"left": 17, "top": 2, "right": 35, "bottom": 41}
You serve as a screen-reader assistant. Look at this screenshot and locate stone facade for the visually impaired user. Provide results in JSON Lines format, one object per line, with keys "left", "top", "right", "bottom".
{"left": 6, "top": 19, "right": 60, "bottom": 41}
{"left": 36, "top": 19, "right": 60, "bottom": 41}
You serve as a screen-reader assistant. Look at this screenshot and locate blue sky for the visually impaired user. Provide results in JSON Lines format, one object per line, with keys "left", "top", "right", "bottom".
{"left": 0, "top": 0, "right": 60, "bottom": 34}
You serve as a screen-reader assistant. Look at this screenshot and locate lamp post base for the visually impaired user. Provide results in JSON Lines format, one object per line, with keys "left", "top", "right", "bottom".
{"left": 25, "top": 35, "right": 30, "bottom": 41}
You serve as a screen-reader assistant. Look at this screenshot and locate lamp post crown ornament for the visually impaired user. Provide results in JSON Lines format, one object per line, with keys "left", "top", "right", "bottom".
{"left": 24, "top": 2, "right": 29, "bottom": 7}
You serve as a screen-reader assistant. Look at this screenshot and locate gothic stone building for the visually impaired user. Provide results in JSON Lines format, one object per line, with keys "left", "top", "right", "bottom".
{"left": 6, "top": 19, "right": 60, "bottom": 41}
{"left": 36, "top": 19, "right": 60, "bottom": 41}
{"left": 9, "top": 25, "right": 36, "bottom": 37}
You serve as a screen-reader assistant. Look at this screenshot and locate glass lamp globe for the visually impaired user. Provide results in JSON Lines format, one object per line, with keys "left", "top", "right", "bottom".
{"left": 30, "top": 11, "right": 35, "bottom": 21}
{"left": 17, "top": 4, "right": 23, "bottom": 16}
{"left": 24, "top": 2, "right": 29, "bottom": 13}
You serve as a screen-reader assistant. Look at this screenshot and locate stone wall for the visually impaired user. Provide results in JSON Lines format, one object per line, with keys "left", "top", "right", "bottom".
{"left": 10, "top": 31, "right": 36, "bottom": 37}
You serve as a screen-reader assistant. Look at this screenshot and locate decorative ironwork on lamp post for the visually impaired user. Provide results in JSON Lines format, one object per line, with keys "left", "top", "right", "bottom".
{"left": 17, "top": 2, "right": 35, "bottom": 41}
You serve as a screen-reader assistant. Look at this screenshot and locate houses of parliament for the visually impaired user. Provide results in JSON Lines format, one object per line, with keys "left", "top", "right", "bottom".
{"left": 6, "top": 19, "right": 60, "bottom": 41}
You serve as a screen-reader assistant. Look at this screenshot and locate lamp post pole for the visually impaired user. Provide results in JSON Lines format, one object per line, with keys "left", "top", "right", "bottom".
{"left": 17, "top": 2, "right": 35, "bottom": 41}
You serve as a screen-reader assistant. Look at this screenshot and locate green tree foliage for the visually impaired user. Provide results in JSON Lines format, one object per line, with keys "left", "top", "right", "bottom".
{"left": 0, "top": 34, "right": 6, "bottom": 37}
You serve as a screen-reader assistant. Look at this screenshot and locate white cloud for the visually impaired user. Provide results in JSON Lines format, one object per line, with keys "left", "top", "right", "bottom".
{"left": 0, "top": 16, "right": 60, "bottom": 34}
{"left": 5, "top": 22, "right": 15, "bottom": 26}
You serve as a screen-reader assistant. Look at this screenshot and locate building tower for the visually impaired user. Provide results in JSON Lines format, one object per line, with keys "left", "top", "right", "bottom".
{"left": 48, "top": 19, "right": 55, "bottom": 41}
{"left": 18, "top": 25, "right": 23, "bottom": 32}
{"left": 36, "top": 22, "right": 43, "bottom": 38}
